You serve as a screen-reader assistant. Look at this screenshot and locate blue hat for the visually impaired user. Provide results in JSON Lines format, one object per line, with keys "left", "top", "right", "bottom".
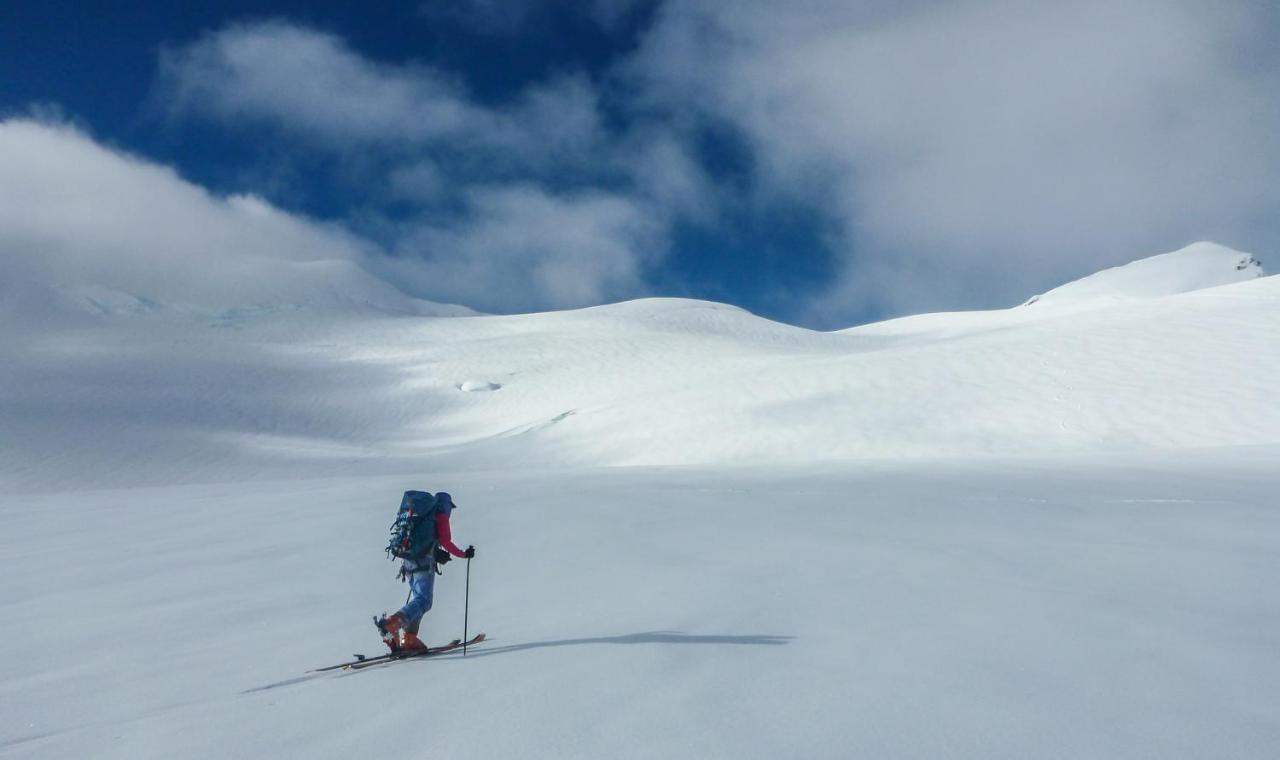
{"left": 436, "top": 492, "right": 454, "bottom": 508}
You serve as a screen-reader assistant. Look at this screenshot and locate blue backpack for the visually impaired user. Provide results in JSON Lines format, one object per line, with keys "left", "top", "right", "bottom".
{"left": 386, "top": 490, "right": 445, "bottom": 562}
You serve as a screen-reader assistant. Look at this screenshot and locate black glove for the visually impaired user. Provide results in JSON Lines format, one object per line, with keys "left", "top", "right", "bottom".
{"left": 464, "top": 545, "right": 476, "bottom": 559}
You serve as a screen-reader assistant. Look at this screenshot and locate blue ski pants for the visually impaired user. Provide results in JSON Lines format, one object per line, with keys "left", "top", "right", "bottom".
{"left": 399, "top": 566, "right": 436, "bottom": 626}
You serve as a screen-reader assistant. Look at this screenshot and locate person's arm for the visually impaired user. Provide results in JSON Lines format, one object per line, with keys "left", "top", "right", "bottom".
{"left": 434, "top": 512, "right": 468, "bottom": 558}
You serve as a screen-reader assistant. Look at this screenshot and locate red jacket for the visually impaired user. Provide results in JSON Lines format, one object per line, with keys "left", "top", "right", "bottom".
{"left": 435, "top": 512, "right": 467, "bottom": 558}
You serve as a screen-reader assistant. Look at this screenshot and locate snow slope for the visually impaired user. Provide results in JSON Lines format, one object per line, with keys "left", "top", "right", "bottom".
{"left": 1023, "top": 241, "right": 1266, "bottom": 306}
{"left": 3, "top": 242, "right": 1277, "bottom": 490}
{"left": 1, "top": 241, "right": 1278, "bottom": 758}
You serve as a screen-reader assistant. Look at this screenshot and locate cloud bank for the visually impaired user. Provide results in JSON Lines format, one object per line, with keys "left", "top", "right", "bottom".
{"left": 14, "top": 2, "right": 1275, "bottom": 328}
{"left": 629, "top": 0, "right": 1280, "bottom": 321}
{"left": 155, "top": 21, "right": 699, "bottom": 313}
{"left": 159, "top": 21, "right": 600, "bottom": 162}
{"left": 152, "top": 3, "right": 1280, "bottom": 325}
{"left": 380, "top": 185, "right": 665, "bottom": 313}
{"left": 0, "top": 119, "right": 432, "bottom": 319}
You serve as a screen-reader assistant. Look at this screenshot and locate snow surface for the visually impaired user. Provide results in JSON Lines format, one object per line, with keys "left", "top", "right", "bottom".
{"left": 3, "top": 244, "right": 1277, "bottom": 489}
{"left": 1023, "top": 241, "right": 1266, "bottom": 306}
{"left": 1, "top": 240, "right": 1278, "bottom": 758}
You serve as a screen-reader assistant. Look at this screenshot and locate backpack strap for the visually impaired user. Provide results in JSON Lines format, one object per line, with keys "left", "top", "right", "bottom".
{"left": 397, "top": 542, "right": 442, "bottom": 581}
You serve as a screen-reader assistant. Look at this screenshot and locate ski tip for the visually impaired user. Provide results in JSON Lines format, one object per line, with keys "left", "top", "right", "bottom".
{"left": 473, "top": 632, "right": 486, "bottom": 642}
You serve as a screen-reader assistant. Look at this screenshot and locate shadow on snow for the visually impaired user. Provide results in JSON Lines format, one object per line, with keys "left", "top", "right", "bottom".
{"left": 458, "top": 630, "right": 793, "bottom": 659}
{"left": 243, "top": 631, "right": 791, "bottom": 694}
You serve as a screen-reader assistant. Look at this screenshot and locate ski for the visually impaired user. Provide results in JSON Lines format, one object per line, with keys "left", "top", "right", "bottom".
{"left": 310, "top": 652, "right": 403, "bottom": 673}
{"left": 310, "top": 633, "right": 486, "bottom": 673}
{"left": 346, "top": 633, "right": 486, "bottom": 670}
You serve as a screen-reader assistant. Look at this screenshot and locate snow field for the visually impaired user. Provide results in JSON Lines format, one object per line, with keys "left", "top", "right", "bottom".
{"left": 1, "top": 240, "right": 1277, "bottom": 758}
{"left": 2, "top": 453, "right": 1278, "bottom": 759}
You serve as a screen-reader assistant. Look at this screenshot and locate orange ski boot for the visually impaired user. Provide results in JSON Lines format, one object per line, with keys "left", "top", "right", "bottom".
{"left": 374, "top": 612, "right": 406, "bottom": 652}
{"left": 399, "top": 631, "right": 429, "bottom": 653}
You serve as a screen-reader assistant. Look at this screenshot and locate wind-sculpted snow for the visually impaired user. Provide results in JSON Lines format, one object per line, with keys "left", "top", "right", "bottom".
{"left": 2, "top": 244, "right": 1278, "bottom": 491}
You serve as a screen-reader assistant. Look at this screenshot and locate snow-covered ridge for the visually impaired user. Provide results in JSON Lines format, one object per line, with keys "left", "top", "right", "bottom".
{"left": 1023, "top": 241, "right": 1265, "bottom": 306}
{"left": 3, "top": 240, "right": 1277, "bottom": 491}
{"left": 842, "top": 242, "right": 1269, "bottom": 342}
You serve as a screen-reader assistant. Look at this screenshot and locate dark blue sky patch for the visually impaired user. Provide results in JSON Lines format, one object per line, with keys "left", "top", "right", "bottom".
{"left": 416, "top": 1, "right": 662, "bottom": 103}
{"left": 654, "top": 201, "right": 841, "bottom": 325}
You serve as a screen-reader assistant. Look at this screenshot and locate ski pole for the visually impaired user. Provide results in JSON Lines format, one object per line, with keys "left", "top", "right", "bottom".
{"left": 463, "top": 555, "right": 472, "bottom": 655}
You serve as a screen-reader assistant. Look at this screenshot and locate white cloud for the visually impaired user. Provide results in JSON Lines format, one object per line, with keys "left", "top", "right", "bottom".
{"left": 381, "top": 185, "right": 665, "bottom": 312}
{"left": 0, "top": 119, "right": 427, "bottom": 317}
{"left": 157, "top": 22, "right": 608, "bottom": 171}
{"left": 140, "top": 4, "right": 1279, "bottom": 327}
{"left": 158, "top": 22, "right": 479, "bottom": 144}
{"left": 387, "top": 160, "right": 447, "bottom": 203}
{"left": 0, "top": 119, "right": 669, "bottom": 322}
{"left": 623, "top": 129, "right": 719, "bottom": 224}
{"left": 151, "top": 21, "right": 712, "bottom": 315}
{"left": 629, "top": 0, "right": 1280, "bottom": 321}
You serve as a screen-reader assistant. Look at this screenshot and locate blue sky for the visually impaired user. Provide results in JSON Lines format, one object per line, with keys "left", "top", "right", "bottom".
{"left": 3, "top": 1, "right": 1278, "bottom": 327}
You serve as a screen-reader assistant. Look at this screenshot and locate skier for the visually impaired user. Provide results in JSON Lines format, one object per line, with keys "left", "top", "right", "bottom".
{"left": 376, "top": 491, "right": 475, "bottom": 652}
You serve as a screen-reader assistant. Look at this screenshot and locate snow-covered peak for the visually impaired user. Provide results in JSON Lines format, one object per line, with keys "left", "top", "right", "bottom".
{"left": 1023, "top": 242, "right": 1266, "bottom": 306}
{"left": 561, "top": 298, "right": 815, "bottom": 341}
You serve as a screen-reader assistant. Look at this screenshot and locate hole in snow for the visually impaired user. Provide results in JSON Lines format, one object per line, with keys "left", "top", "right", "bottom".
{"left": 459, "top": 380, "right": 502, "bottom": 392}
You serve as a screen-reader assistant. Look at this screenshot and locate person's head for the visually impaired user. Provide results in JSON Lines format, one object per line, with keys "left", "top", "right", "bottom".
{"left": 436, "top": 492, "right": 455, "bottom": 509}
